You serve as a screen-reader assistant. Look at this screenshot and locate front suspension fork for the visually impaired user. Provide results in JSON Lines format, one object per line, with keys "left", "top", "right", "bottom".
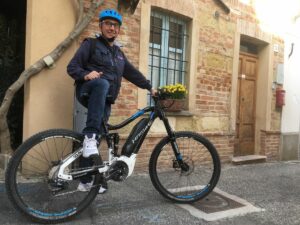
{"left": 161, "top": 116, "right": 187, "bottom": 170}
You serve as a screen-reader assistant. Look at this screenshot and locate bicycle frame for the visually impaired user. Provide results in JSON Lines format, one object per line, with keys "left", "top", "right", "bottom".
{"left": 105, "top": 97, "right": 184, "bottom": 157}
{"left": 57, "top": 97, "right": 184, "bottom": 181}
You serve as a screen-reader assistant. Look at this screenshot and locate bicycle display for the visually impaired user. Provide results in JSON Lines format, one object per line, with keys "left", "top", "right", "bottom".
{"left": 5, "top": 94, "right": 221, "bottom": 223}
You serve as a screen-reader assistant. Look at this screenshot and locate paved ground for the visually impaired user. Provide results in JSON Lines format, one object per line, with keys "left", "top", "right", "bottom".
{"left": 1, "top": 161, "right": 300, "bottom": 225}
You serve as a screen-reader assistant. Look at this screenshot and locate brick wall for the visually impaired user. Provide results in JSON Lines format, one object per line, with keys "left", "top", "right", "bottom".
{"left": 196, "top": 1, "right": 235, "bottom": 117}
{"left": 260, "top": 130, "right": 280, "bottom": 160}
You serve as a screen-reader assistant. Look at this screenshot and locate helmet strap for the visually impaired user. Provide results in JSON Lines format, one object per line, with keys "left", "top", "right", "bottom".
{"left": 100, "top": 34, "right": 116, "bottom": 44}
{"left": 106, "top": 37, "right": 116, "bottom": 43}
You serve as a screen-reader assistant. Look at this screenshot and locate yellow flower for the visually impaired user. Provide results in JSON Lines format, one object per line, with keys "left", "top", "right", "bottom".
{"left": 159, "top": 83, "right": 187, "bottom": 99}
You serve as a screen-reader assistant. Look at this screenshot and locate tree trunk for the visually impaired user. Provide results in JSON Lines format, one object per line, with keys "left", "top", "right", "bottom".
{"left": 0, "top": 0, "right": 104, "bottom": 154}
{"left": 0, "top": 114, "right": 11, "bottom": 154}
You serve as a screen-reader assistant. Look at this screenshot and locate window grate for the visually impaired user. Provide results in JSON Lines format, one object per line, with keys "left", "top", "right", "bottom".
{"left": 148, "top": 10, "right": 189, "bottom": 104}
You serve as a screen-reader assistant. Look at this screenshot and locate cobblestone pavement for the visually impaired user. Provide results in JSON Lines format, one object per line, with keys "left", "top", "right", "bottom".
{"left": 1, "top": 161, "right": 300, "bottom": 225}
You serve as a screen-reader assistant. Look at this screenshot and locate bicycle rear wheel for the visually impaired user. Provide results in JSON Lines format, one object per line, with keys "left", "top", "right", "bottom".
{"left": 5, "top": 129, "right": 101, "bottom": 223}
{"left": 149, "top": 131, "right": 221, "bottom": 203}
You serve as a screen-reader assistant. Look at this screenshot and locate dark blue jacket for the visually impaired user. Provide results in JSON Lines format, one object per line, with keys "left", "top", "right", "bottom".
{"left": 67, "top": 36, "right": 152, "bottom": 101}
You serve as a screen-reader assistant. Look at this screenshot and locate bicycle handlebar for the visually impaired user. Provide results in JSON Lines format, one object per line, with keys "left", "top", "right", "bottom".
{"left": 151, "top": 89, "right": 167, "bottom": 101}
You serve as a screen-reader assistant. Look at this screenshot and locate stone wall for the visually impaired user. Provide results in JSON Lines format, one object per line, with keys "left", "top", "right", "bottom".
{"left": 260, "top": 130, "right": 280, "bottom": 161}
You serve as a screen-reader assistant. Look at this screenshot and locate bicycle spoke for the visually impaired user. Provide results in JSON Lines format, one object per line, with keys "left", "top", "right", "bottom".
{"left": 23, "top": 152, "right": 49, "bottom": 165}
{"left": 44, "top": 140, "right": 53, "bottom": 163}
{"left": 61, "top": 139, "right": 72, "bottom": 159}
{"left": 35, "top": 142, "right": 51, "bottom": 164}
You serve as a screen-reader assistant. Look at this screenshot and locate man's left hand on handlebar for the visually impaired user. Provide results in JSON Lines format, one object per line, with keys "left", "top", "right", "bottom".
{"left": 151, "top": 88, "right": 158, "bottom": 96}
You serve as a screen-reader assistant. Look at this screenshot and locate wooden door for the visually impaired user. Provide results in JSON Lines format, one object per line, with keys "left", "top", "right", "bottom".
{"left": 235, "top": 53, "right": 258, "bottom": 156}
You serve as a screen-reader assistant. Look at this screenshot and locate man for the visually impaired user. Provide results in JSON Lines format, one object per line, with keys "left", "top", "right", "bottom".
{"left": 67, "top": 9, "right": 156, "bottom": 193}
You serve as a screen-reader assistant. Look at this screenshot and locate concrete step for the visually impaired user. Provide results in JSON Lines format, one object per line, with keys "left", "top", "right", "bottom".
{"left": 232, "top": 155, "right": 267, "bottom": 165}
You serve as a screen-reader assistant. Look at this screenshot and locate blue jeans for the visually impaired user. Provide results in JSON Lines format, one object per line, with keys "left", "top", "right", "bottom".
{"left": 76, "top": 78, "right": 112, "bottom": 184}
{"left": 76, "top": 78, "right": 112, "bottom": 136}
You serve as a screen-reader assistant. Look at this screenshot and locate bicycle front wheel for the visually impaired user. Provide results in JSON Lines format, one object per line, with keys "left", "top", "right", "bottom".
{"left": 149, "top": 131, "right": 221, "bottom": 203}
{"left": 5, "top": 129, "right": 101, "bottom": 223}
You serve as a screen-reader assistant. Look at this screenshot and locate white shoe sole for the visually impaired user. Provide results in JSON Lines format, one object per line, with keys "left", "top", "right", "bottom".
{"left": 98, "top": 187, "right": 107, "bottom": 194}
{"left": 82, "top": 152, "right": 99, "bottom": 158}
{"left": 77, "top": 184, "right": 107, "bottom": 194}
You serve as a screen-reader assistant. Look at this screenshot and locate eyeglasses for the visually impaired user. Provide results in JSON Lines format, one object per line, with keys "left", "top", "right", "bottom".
{"left": 101, "top": 21, "right": 120, "bottom": 29}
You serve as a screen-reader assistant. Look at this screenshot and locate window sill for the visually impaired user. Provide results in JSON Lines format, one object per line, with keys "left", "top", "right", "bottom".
{"left": 164, "top": 110, "right": 194, "bottom": 117}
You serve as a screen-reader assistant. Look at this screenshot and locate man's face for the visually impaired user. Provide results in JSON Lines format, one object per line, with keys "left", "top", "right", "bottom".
{"left": 100, "top": 19, "right": 120, "bottom": 41}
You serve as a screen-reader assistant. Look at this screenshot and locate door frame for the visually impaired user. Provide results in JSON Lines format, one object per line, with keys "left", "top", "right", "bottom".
{"left": 230, "top": 33, "right": 274, "bottom": 157}
{"left": 235, "top": 52, "right": 258, "bottom": 156}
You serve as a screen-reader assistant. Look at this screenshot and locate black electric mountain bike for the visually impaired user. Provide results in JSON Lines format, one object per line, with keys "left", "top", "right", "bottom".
{"left": 5, "top": 94, "right": 221, "bottom": 223}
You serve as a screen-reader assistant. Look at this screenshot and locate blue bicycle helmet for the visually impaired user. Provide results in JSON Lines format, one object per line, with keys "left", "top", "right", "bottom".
{"left": 99, "top": 9, "right": 122, "bottom": 25}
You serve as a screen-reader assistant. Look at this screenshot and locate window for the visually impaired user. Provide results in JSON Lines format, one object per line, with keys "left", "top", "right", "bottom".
{"left": 240, "top": 41, "right": 258, "bottom": 54}
{"left": 148, "top": 10, "right": 188, "bottom": 97}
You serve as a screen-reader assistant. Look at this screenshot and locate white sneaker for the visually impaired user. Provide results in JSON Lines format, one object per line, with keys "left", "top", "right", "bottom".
{"left": 77, "top": 182, "right": 107, "bottom": 194}
{"left": 82, "top": 134, "right": 99, "bottom": 158}
{"left": 98, "top": 186, "right": 107, "bottom": 194}
{"left": 77, "top": 181, "right": 93, "bottom": 192}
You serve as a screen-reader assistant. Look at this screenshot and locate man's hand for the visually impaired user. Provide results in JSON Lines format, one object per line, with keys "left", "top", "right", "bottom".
{"left": 84, "top": 71, "right": 103, "bottom": 81}
{"left": 150, "top": 88, "right": 158, "bottom": 96}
